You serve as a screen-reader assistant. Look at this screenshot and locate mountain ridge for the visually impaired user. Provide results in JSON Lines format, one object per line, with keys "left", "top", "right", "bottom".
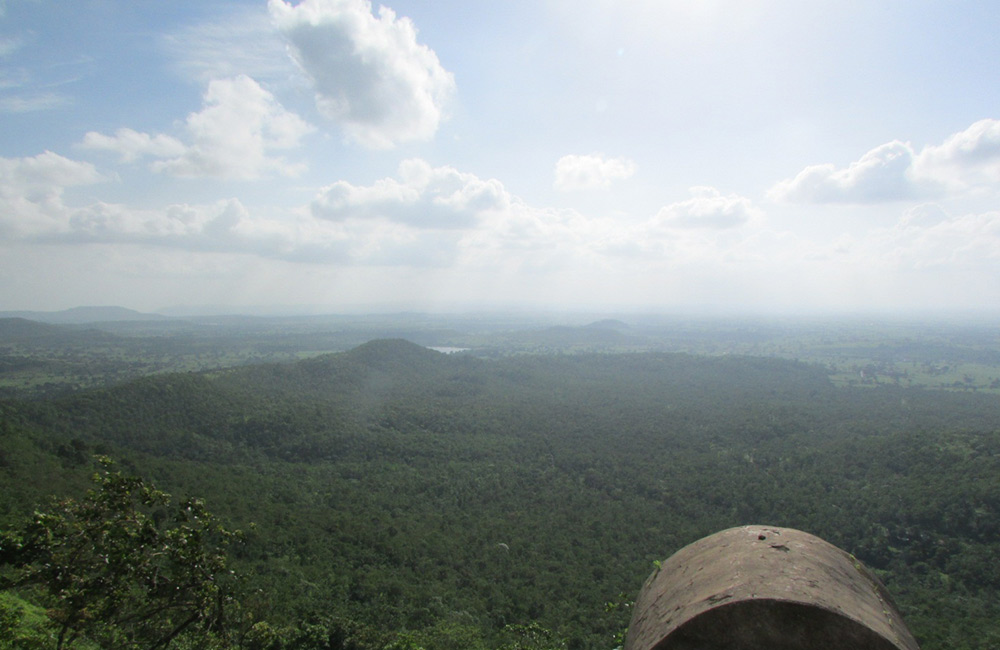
{"left": 0, "top": 306, "right": 171, "bottom": 324}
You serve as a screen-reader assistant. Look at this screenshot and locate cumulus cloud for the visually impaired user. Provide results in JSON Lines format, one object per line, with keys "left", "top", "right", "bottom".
{"left": 312, "top": 159, "right": 510, "bottom": 229}
{"left": 0, "top": 151, "right": 105, "bottom": 235}
{"left": 0, "top": 155, "right": 512, "bottom": 267}
{"left": 768, "top": 140, "right": 924, "bottom": 203}
{"left": 652, "top": 186, "right": 762, "bottom": 229}
{"left": 771, "top": 119, "right": 1000, "bottom": 204}
{"left": 0, "top": 151, "right": 102, "bottom": 189}
{"left": 3, "top": 152, "right": 875, "bottom": 289}
{"left": 914, "top": 119, "right": 1000, "bottom": 191}
{"left": 0, "top": 151, "right": 312, "bottom": 258}
{"left": 553, "top": 153, "right": 637, "bottom": 191}
{"left": 81, "top": 75, "right": 313, "bottom": 179}
{"left": 269, "top": 0, "right": 455, "bottom": 149}
{"left": 1, "top": 151, "right": 539, "bottom": 268}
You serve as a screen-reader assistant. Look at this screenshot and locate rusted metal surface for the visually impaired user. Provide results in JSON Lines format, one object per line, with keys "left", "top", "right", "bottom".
{"left": 624, "top": 525, "right": 920, "bottom": 650}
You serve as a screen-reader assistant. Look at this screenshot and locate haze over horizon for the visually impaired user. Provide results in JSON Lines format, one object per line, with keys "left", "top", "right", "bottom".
{"left": 2, "top": 1, "right": 999, "bottom": 315}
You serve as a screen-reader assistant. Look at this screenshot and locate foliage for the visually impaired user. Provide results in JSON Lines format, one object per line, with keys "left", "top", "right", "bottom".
{"left": 2, "top": 340, "right": 1000, "bottom": 649}
{"left": 0, "top": 591, "right": 62, "bottom": 649}
{"left": 496, "top": 623, "right": 567, "bottom": 650}
{"left": 0, "top": 458, "right": 241, "bottom": 649}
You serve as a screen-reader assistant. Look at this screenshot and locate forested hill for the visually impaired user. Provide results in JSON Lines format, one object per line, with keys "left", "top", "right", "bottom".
{"left": 12, "top": 339, "right": 839, "bottom": 460}
{"left": 0, "top": 317, "right": 121, "bottom": 345}
{"left": 2, "top": 340, "right": 1000, "bottom": 649}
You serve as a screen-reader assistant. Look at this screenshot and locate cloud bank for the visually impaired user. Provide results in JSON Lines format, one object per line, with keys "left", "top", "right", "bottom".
{"left": 9, "top": 146, "right": 997, "bottom": 279}
{"left": 7, "top": 107, "right": 1000, "bottom": 312}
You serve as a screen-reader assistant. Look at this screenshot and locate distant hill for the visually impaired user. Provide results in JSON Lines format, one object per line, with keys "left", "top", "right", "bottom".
{"left": 584, "top": 318, "right": 629, "bottom": 330}
{"left": 341, "top": 338, "right": 451, "bottom": 370}
{"left": 0, "top": 317, "right": 69, "bottom": 339}
{"left": 0, "top": 306, "right": 171, "bottom": 324}
{"left": 0, "top": 317, "right": 120, "bottom": 346}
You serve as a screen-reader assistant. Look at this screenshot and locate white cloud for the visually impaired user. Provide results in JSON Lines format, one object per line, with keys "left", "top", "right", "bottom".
{"left": 81, "top": 76, "right": 313, "bottom": 180}
{"left": 553, "top": 153, "right": 636, "bottom": 191}
{"left": 0, "top": 152, "right": 104, "bottom": 189}
{"left": 0, "top": 152, "right": 608, "bottom": 271}
{"left": 81, "top": 128, "right": 185, "bottom": 163}
{"left": 312, "top": 159, "right": 510, "bottom": 229}
{"left": 6, "top": 147, "right": 1000, "bottom": 313}
{"left": 652, "top": 186, "right": 762, "bottom": 229}
{"left": 913, "top": 119, "right": 1000, "bottom": 192}
{"left": 771, "top": 119, "right": 1000, "bottom": 204}
{"left": 768, "top": 141, "right": 925, "bottom": 203}
{"left": 0, "top": 151, "right": 105, "bottom": 235}
{"left": 0, "top": 152, "right": 307, "bottom": 257}
{"left": 269, "top": 0, "right": 455, "bottom": 149}
{"left": 0, "top": 158, "right": 480, "bottom": 267}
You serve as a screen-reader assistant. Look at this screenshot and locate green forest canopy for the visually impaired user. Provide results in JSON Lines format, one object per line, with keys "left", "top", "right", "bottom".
{"left": 2, "top": 339, "right": 999, "bottom": 649}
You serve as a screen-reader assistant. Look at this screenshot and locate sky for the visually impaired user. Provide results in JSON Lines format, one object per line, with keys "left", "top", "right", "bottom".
{"left": 1, "top": 0, "right": 999, "bottom": 315}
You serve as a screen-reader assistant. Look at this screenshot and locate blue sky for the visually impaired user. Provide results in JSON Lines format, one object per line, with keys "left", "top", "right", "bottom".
{"left": 2, "top": 0, "right": 999, "bottom": 314}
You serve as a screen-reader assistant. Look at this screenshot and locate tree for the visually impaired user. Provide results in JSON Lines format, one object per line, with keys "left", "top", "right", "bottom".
{"left": 0, "top": 457, "right": 241, "bottom": 649}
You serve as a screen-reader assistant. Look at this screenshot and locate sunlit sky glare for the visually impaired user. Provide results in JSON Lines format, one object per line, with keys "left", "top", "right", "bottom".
{"left": 1, "top": 0, "right": 999, "bottom": 315}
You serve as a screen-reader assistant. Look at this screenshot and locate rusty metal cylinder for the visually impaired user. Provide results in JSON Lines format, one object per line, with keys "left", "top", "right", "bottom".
{"left": 624, "top": 525, "right": 920, "bottom": 650}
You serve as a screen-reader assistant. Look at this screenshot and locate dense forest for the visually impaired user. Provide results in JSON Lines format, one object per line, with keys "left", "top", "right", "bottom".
{"left": 2, "top": 337, "right": 1000, "bottom": 648}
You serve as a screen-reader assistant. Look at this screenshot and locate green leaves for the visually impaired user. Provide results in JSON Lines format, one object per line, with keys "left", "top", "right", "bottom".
{"left": 1, "top": 458, "right": 240, "bottom": 649}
